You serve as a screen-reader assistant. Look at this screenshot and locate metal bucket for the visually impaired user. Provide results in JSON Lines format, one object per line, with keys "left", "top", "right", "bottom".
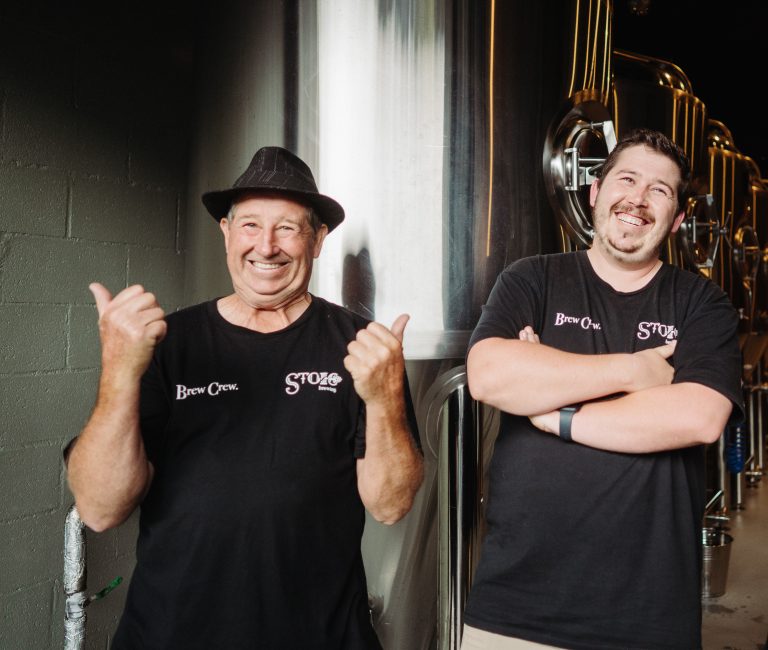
{"left": 701, "top": 527, "right": 733, "bottom": 598}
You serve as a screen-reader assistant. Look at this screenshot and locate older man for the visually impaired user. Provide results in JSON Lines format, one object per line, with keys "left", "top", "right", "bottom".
{"left": 67, "top": 147, "right": 423, "bottom": 649}
{"left": 462, "top": 129, "right": 742, "bottom": 649}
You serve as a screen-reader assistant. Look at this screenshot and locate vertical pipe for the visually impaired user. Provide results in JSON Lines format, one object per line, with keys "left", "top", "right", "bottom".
{"left": 440, "top": 382, "right": 478, "bottom": 650}
{"left": 746, "top": 359, "right": 764, "bottom": 483}
{"left": 283, "top": 0, "right": 299, "bottom": 152}
{"left": 63, "top": 505, "right": 87, "bottom": 650}
{"left": 749, "top": 386, "right": 756, "bottom": 477}
{"left": 717, "top": 434, "right": 730, "bottom": 514}
{"left": 485, "top": 0, "right": 496, "bottom": 259}
{"left": 758, "top": 362, "right": 766, "bottom": 472}
{"left": 730, "top": 443, "right": 745, "bottom": 510}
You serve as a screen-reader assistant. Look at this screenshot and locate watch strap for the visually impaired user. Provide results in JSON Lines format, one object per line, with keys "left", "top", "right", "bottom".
{"left": 559, "top": 405, "right": 580, "bottom": 442}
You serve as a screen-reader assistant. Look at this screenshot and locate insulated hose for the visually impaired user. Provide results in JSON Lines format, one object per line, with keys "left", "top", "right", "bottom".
{"left": 724, "top": 421, "right": 748, "bottom": 474}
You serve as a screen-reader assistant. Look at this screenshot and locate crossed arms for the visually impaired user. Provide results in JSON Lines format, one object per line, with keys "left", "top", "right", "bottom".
{"left": 466, "top": 326, "right": 734, "bottom": 454}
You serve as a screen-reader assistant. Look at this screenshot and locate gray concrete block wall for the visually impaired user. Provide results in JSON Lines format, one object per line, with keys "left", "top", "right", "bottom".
{"left": 0, "top": 7, "right": 195, "bottom": 648}
{"left": 0, "top": 165, "right": 68, "bottom": 236}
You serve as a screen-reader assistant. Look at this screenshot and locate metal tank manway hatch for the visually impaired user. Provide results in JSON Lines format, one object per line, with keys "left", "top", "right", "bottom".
{"left": 543, "top": 101, "right": 617, "bottom": 249}
{"left": 676, "top": 193, "right": 727, "bottom": 278}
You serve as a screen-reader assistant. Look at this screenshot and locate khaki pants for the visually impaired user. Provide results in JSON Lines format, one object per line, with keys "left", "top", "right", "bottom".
{"left": 461, "top": 625, "right": 563, "bottom": 650}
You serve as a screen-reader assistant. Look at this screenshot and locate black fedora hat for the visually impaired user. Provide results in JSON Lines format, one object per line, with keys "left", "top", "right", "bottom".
{"left": 201, "top": 147, "right": 345, "bottom": 232}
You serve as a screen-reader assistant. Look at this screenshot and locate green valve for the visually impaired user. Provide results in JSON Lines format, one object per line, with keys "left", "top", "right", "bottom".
{"left": 88, "top": 576, "right": 123, "bottom": 603}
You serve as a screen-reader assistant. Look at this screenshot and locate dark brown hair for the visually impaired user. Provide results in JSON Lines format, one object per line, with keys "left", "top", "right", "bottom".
{"left": 598, "top": 128, "right": 691, "bottom": 212}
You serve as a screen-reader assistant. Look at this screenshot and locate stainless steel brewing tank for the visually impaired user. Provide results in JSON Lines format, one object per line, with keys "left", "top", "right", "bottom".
{"left": 611, "top": 51, "right": 708, "bottom": 180}
{"left": 541, "top": 0, "right": 615, "bottom": 250}
{"left": 312, "top": 0, "right": 614, "bottom": 338}
{"left": 747, "top": 160, "right": 768, "bottom": 331}
{"left": 707, "top": 119, "right": 757, "bottom": 327}
{"left": 304, "top": 1, "right": 614, "bottom": 648}
{"left": 610, "top": 50, "right": 710, "bottom": 271}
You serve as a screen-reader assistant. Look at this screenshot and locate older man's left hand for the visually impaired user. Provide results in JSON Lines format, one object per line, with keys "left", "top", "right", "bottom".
{"left": 344, "top": 314, "right": 409, "bottom": 405}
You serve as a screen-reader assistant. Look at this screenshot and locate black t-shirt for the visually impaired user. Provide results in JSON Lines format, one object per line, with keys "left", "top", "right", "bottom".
{"left": 112, "top": 297, "right": 418, "bottom": 650}
{"left": 463, "top": 252, "right": 742, "bottom": 650}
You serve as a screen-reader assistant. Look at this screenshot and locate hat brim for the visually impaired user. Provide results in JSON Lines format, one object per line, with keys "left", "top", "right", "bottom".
{"left": 202, "top": 188, "right": 345, "bottom": 232}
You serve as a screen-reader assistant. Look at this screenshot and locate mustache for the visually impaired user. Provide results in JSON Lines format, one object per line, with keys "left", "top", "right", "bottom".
{"left": 613, "top": 203, "right": 653, "bottom": 222}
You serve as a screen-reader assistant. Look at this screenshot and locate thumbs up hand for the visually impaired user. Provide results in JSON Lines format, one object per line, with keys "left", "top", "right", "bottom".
{"left": 343, "top": 314, "right": 410, "bottom": 405}
{"left": 89, "top": 283, "right": 167, "bottom": 381}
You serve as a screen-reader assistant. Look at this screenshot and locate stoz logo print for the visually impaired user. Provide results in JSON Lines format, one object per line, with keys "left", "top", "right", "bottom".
{"left": 285, "top": 371, "right": 343, "bottom": 395}
{"left": 636, "top": 321, "right": 678, "bottom": 342}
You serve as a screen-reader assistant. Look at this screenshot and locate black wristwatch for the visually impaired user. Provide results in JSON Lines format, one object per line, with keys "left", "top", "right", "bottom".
{"left": 559, "top": 405, "right": 581, "bottom": 442}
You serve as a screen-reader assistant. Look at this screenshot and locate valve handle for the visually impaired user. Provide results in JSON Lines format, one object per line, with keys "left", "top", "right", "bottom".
{"left": 86, "top": 576, "right": 123, "bottom": 605}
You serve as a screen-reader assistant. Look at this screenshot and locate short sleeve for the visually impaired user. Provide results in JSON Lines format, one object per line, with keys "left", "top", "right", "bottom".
{"left": 468, "top": 257, "right": 544, "bottom": 351}
{"left": 673, "top": 280, "right": 744, "bottom": 422}
{"left": 139, "top": 355, "right": 172, "bottom": 466}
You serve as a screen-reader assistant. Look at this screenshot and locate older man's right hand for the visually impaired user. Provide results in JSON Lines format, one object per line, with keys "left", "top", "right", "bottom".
{"left": 90, "top": 283, "right": 167, "bottom": 380}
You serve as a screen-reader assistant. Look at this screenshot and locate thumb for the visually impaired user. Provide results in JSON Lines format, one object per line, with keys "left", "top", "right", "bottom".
{"left": 89, "top": 282, "right": 113, "bottom": 316}
{"left": 655, "top": 340, "right": 677, "bottom": 358}
{"left": 390, "top": 313, "right": 410, "bottom": 343}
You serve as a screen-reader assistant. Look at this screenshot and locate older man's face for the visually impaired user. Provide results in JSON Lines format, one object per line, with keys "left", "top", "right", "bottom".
{"left": 220, "top": 195, "right": 327, "bottom": 311}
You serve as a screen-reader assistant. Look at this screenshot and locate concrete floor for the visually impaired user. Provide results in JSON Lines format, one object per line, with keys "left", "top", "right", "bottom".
{"left": 702, "top": 475, "right": 768, "bottom": 650}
